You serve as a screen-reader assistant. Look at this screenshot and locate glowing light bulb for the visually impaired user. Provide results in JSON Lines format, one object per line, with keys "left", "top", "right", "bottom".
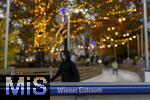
{"left": 51, "top": 49, "right": 54, "bottom": 53}
{"left": 112, "top": 27, "right": 115, "bottom": 30}
{"left": 129, "top": 38, "right": 132, "bottom": 41}
{"left": 107, "top": 28, "right": 111, "bottom": 31}
{"left": 74, "top": 9, "right": 80, "bottom": 13}
{"left": 108, "top": 45, "right": 111, "bottom": 48}
{"left": 115, "top": 44, "right": 118, "bottom": 47}
{"left": 118, "top": 18, "right": 122, "bottom": 22}
{"left": 52, "top": 47, "right": 55, "bottom": 50}
{"left": 123, "top": 17, "right": 126, "bottom": 21}
{"left": 134, "top": 9, "right": 137, "bottom": 11}
{"left": 115, "top": 32, "right": 118, "bottom": 35}
{"left": 81, "top": 46, "right": 84, "bottom": 49}
{"left": 133, "top": 36, "right": 136, "bottom": 39}
{"left": 123, "top": 34, "right": 126, "bottom": 37}
{"left": 78, "top": 45, "right": 81, "bottom": 48}
{"left": 103, "top": 39, "right": 106, "bottom": 42}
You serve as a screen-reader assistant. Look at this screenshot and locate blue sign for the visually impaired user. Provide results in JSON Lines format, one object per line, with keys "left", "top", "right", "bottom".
{"left": 50, "top": 85, "right": 150, "bottom": 96}
{"left": 91, "top": 40, "right": 97, "bottom": 49}
{"left": 59, "top": 7, "right": 67, "bottom": 22}
{"left": 59, "top": 7, "right": 66, "bottom": 15}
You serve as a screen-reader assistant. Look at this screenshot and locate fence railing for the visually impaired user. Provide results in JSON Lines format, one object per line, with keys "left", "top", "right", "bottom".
{"left": 50, "top": 66, "right": 102, "bottom": 82}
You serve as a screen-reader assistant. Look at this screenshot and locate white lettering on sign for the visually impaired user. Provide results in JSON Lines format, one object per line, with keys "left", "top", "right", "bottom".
{"left": 57, "top": 87, "right": 103, "bottom": 94}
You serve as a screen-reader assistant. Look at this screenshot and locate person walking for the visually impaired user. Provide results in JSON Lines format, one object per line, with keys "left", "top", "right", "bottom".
{"left": 50, "top": 50, "right": 80, "bottom": 82}
{"left": 111, "top": 59, "right": 118, "bottom": 75}
{"left": 103, "top": 57, "right": 109, "bottom": 71}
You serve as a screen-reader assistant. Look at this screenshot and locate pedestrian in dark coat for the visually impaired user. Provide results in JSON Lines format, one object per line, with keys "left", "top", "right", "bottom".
{"left": 50, "top": 50, "right": 80, "bottom": 82}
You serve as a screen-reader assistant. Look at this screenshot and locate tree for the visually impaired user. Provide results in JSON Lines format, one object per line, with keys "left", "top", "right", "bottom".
{"left": 11, "top": 0, "right": 143, "bottom": 58}
{"left": 0, "top": 18, "right": 20, "bottom": 68}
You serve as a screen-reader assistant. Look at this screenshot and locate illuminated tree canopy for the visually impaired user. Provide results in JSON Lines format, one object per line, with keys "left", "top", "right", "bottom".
{"left": 9, "top": 0, "right": 143, "bottom": 53}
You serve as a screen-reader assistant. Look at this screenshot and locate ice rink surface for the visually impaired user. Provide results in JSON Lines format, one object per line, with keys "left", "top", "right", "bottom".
{"left": 83, "top": 69, "right": 142, "bottom": 82}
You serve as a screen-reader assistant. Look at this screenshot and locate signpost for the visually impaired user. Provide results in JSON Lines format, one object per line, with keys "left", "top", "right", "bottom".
{"left": 141, "top": 26, "right": 144, "bottom": 57}
{"left": 143, "top": 0, "right": 149, "bottom": 70}
{"left": 59, "top": 7, "right": 70, "bottom": 51}
{"left": 59, "top": 7, "right": 66, "bottom": 24}
{"left": 4, "top": 0, "right": 11, "bottom": 74}
{"left": 67, "top": 14, "right": 70, "bottom": 51}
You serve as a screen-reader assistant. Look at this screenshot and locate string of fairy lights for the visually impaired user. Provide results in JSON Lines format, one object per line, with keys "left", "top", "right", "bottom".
{"left": 12, "top": 0, "right": 142, "bottom": 53}
{"left": 98, "top": 25, "right": 142, "bottom": 49}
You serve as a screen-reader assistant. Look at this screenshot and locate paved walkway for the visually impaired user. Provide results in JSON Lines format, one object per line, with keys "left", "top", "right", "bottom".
{"left": 83, "top": 69, "right": 142, "bottom": 82}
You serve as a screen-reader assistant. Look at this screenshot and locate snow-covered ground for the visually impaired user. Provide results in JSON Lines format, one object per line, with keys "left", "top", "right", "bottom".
{"left": 83, "top": 69, "right": 142, "bottom": 82}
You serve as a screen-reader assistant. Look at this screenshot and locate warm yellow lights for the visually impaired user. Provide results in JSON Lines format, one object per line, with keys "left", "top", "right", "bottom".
{"left": 112, "top": 27, "right": 115, "bottom": 30}
{"left": 14, "top": 0, "right": 140, "bottom": 53}
{"left": 100, "top": 46, "right": 103, "bottom": 49}
{"left": 103, "top": 39, "right": 106, "bottom": 42}
{"left": 111, "top": 39, "right": 114, "bottom": 41}
{"left": 122, "top": 18, "right": 126, "bottom": 21}
{"left": 107, "top": 37, "right": 110, "bottom": 39}
{"left": 118, "top": 17, "right": 126, "bottom": 23}
{"left": 51, "top": 49, "right": 54, "bottom": 53}
{"left": 126, "top": 33, "right": 129, "bottom": 36}
{"left": 123, "top": 34, "right": 126, "bottom": 37}
{"left": 122, "top": 42, "right": 125, "bottom": 45}
{"left": 133, "top": 36, "right": 136, "bottom": 39}
{"left": 115, "top": 32, "right": 118, "bottom": 35}
{"left": 56, "top": 48, "right": 59, "bottom": 51}
{"left": 78, "top": 45, "right": 84, "bottom": 49}
{"left": 108, "top": 45, "right": 111, "bottom": 48}
{"left": 118, "top": 18, "right": 122, "bottom": 22}
{"left": 115, "top": 44, "right": 118, "bottom": 47}
{"left": 78, "top": 45, "right": 81, "bottom": 48}
{"left": 107, "top": 27, "right": 115, "bottom": 31}
{"left": 107, "top": 28, "right": 111, "bottom": 31}
{"left": 37, "top": 34, "right": 41, "bottom": 38}
{"left": 129, "top": 38, "right": 132, "bottom": 41}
